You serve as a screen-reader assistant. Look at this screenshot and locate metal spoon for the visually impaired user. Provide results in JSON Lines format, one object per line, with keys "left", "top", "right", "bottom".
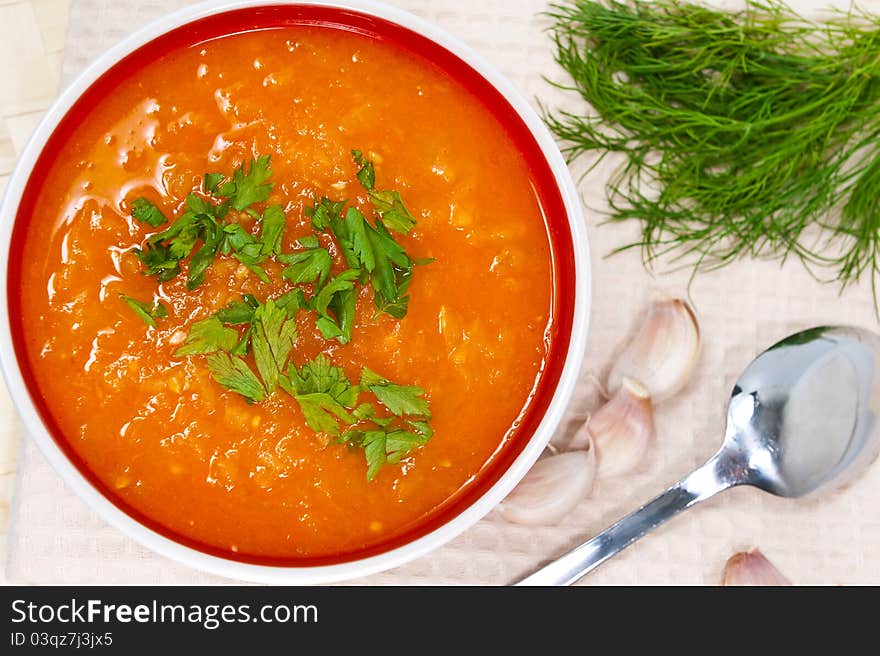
{"left": 516, "top": 325, "right": 880, "bottom": 585}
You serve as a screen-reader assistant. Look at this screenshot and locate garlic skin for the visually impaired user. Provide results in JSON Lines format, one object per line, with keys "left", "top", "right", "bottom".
{"left": 499, "top": 449, "right": 595, "bottom": 526}
{"left": 606, "top": 298, "right": 700, "bottom": 403}
{"left": 721, "top": 549, "right": 792, "bottom": 586}
{"left": 588, "top": 377, "right": 656, "bottom": 477}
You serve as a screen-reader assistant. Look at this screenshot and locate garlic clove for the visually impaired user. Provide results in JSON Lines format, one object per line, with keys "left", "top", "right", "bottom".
{"left": 498, "top": 449, "right": 595, "bottom": 526}
{"left": 607, "top": 297, "right": 700, "bottom": 403}
{"left": 589, "top": 377, "right": 656, "bottom": 477}
{"left": 721, "top": 549, "right": 792, "bottom": 586}
{"left": 567, "top": 414, "right": 593, "bottom": 451}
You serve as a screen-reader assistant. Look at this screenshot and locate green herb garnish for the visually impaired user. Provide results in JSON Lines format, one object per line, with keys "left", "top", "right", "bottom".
{"left": 206, "top": 352, "right": 266, "bottom": 404}
{"left": 120, "top": 294, "right": 168, "bottom": 327}
{"left": 283, "top": 354, "right": 359, "bottom": 435}
{"left": 308, "top": 155, "right": 427, "bottom": 323}
{"left": 361, "top": 367, "right": 431, "bottom": 418}
{"left": 351, "top": 150, "right": 416, "bottom": 235}
{"left": 342, "top": 422, "right": 433, "bottom": 481}
{"left": 130, "top": 198, "right": 167, "bottom": 227}
{"left": 251, "top": 299, "right": 298, "bottom": 392}
{"left": 278, "top": 237, "right": 333, "bottom": 286}
{"left": 352, "top": 149, "right": 375, "bottom": 190}
{"left": 215, "top": 155, "right": 274, "bottom": 212}
{"left": 173, "top": 316, "right": 239, "bottom": 356}
{"left": 546, "top": 0, "right": 880, "bottom": 303}
{"left": 127, "top": 150, "right": 435, "bottom": 479}
{"left": 132, "top": 157, "right": 278, "bottom": 289}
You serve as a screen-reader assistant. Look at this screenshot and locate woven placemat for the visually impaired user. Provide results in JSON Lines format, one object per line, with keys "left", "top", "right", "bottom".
{"left": 6, "top": 0, "right": 880, "bottom": 584}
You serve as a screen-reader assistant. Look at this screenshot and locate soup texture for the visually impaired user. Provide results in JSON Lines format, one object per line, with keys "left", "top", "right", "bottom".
{"left": 17, "top": 24, "right": 555, "bottom": 559}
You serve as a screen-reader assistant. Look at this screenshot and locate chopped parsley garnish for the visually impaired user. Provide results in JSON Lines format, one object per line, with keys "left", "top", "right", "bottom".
{"left": 215, "top": 155, "right": 274, "bottom": 212}
{"left": 206, "top": 352, "right": 266, "bottom": 404}
{"left": 351, "top": 150, "right": 416, "bottom": 235}
{"left": 311, "top": 269, "right": 359, "bottom": 343}
{"left": 282, "top": 354, "right": 359, "bottom": 435}
{"left": 283, "top": 354, "right": 433, "bottom": 479}
{"left": 130, "top": 198, "right": 167, "bottom": 227}
{"left": 352, "top": 149, "right": 375, "bottom": 190}
{"left": 203, "top": 172, "right": 224, "bottom": 195}
{"left": 259, "top": 204, "right": 286, "bottom": 256}
{"left": 131, "top": 157, "right": 280, "bottom": 289}
{"left": 215, "top": 296, "right": 258, "bottom": 324}
{"left": 172, "top": 299, "right": 432, "bottom": 478}
{"left": 366, "top": 189, "right": 416, "bottom": 235}
{"left": 361, "top": 367, "right": 431, "bottom": 418}
{"left": 251, "top": 299, "right": 298, "bottom": 392}
{"left": 278, "top": 237, "right": 333, "bottom": 286}
{"left": 306, "top": 192, "right": 424, "bottom": 322}
{"left": 124, "top": 150, "right": 436, "bottom": 479}
{"left": 173, "top": 316, "right": 239, "bottom": 357}
{"left": 342, "top": 421, "right": 433, "bottom": 481}
{"left": 120, "top": 294, "right": 168, "bottom": 327}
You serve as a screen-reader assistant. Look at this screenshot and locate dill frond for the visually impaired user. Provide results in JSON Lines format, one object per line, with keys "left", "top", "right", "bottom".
{"left": 546, "top": 0, "right": 880, "bottom": 302}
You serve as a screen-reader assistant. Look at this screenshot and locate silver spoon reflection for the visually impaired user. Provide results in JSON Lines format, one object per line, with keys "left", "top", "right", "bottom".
{"left": 516, "top": 326, "right": 880, "bottom": 585}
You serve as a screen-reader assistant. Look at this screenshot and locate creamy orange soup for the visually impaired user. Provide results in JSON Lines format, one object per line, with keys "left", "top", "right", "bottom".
{"left": 17, "top": 20, "right": 556, "bottom": 559}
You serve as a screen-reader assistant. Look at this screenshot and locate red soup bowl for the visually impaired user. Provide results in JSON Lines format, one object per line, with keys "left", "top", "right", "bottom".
{"left": 0, "top": 0, "right": 590, "bottom": 583}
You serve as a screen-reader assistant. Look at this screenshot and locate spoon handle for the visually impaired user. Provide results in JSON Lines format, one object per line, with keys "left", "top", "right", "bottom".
{"left": 514, "top": 454, "right": 735, "bottom": 586}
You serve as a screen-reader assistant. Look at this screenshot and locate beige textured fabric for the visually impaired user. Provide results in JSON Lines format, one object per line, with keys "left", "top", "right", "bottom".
{"left": 7, "top": 0, "right": 880, "bottom": 584}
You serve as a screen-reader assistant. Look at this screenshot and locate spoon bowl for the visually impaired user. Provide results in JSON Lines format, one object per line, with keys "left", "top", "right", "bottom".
{"left": 517, "top": 325, "right": 880, "bottom": 585}
{"left": 723, "top": 326, "right": 880, "bottom": 498}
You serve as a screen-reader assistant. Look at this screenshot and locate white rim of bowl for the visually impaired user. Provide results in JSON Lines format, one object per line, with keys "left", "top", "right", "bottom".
{"left": 0, "top": 0, "right": 591, "bottom": 584}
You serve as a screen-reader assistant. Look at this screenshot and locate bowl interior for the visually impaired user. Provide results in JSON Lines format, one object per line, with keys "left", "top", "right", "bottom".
{"left": 4, "top": 3, "right": 577, "bottom": 569}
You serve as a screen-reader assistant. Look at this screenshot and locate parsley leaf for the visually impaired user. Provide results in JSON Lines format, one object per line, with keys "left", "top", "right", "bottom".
{"left": 361, "top": 367, "right": 431, "bottom": 418}
{"left": 316, "top": 287, "right": 357, "bottom": 343}
{"left": 283, "top": 354, "right": 359, "bottom": 435}
{"left": 173, "top": 316, "right": 239, "bottom": 357}
{"left": 350, "top": 151, "right": 415, "bottom": 234}
{"left": 313, "top": 269, "right": 359, "bottom": 316}
{"left": 278, "top": 239, "right": 333, "bottom": 286}
{"left": 286, "top": 354, "right": 359, "bottom": 404}
{"left": 150, "top": 211, "right": 202, "bottom": 259}
{"left": 344, "top": 207, "right": 376, "bottom": 272}
{"left": 130, "top": 198, "right": 167, "bottom": 227}
{"left": 368, "top": 189, "right": 416, "bottom": 235}
{"left": 311, "top": 200, "right": 420, "bottom": 320}
{"left": 305, "top": 197, "right": 346, "bottom": 232}
{"left": 335, "top": 368, "right": 433, "bottom": 479}
{"left": 203, "top": 172, "right": 224, "bottom": 194}
{"left": 259, "top": 204, "right": 286, "bottom": 256}
{"left": 133, "top": 242, "right": 181, "bottom": 282}
{"left": 206, "top": 352, "right": 266, "bottom": 403}
{"left": 186, "top": 221, "right": 224, "bottom": 290}
{"left": 230, "top": 327, "right": 253, "bottom": 356}
{"left": 222, "top": 224, "right": 270, "bottom": 283}
{"left": 346, "top": 430, "right": 388, "bottom": 480}
{"left": 342, "top": 422, "right": 432, "bottom": 481}
{"left": 366, "top": 220, "right": 414, "bottom": 318}
{"left": 121, "top": 295, "right": 168, "bottom": 327}
{"left": 352, "top": 149, "right": 375, "bottom": 190}
{"left": 251, "top": 299, "right": 298, "bottom": 392}
{"left": 215, "top": 298, "right": 256, "bottom": 324}
{"left": 372, "top": 266, "right": 412, "bottom": 320}
{"left": 185, "top": 192, "right": 215, "bottom": 217}
{"left": 216, "top": 156, "right": 274, "bottom": 211}
{"left": 311, "top": 269, "right": 360, "bottom": 344}
{"left": 290, "top": 393, "right": 354, "bottom": 436}
{"left": 274, "top": 288, "right": 306, "bottom": 318}
{"left": 135, "top": 195, "right": 221, "bottom": 287}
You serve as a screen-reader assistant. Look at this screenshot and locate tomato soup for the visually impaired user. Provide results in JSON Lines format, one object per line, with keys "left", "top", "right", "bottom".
{"left": 13, "top": 12, "right": 563, "bottom": 561}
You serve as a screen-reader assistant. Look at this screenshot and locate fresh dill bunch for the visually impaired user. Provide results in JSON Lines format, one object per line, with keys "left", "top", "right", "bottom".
{"left": 545, "top": 0, "right": 880, "bottom": 301}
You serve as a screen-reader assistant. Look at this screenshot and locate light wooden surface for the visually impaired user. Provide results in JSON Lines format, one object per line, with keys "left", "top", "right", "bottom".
{"left": 0, "top": 0, "right": 70, "bottom": 585}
